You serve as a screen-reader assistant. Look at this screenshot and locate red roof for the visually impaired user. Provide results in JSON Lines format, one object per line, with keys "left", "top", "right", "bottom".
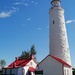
{"left": 50, "top": 54, "right": 71, "bottom": 67}
{"left": 7, "top": 58, "right": 31, "bottom": 68}
{"left": 38, "top": 54, "right": 71, "bottom": 67}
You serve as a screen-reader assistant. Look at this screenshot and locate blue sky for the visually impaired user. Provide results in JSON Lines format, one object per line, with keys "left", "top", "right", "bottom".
{"left": 0, "top": 0, "right": 75, "bottom": 68}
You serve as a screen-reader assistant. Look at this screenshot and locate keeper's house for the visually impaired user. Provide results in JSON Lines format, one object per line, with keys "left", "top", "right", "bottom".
{"left": 2, "top": 55, "right": 38, "bottom": 75}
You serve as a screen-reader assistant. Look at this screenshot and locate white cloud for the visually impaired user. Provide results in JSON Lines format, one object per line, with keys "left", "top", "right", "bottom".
{"left": 14, "top": 2, "right": 19, "bottom": 5}
{"left": 31, "top": 1, "right": 34, "bottom": 3}
{"left": 31, "top": 1, "right": 38, "bottom": 5}
{"left": 12, "top": 7, "right": 19, "bottom": 12}
{"left": 12, "top": 7, "right": 16, "bottom": 10}
{"left": 35, "top": 2, "right": 38, "bottom": 5}
{"left": 66, "top": 20, "right": 75, "bottom": 24}
{"left": 13, "top": 2, "right": 28, "bottom": 6}
{"left": 23, "top": 3, "right": 28, "bottom": 6}
{"left": 0, "top": 10, "right": 15, "bottom": 18}
{"left": 38, "top": 28, "right": 42, "bottom": 30}
{"left": 26, "top": 18, "right": 31, "bottom": 21}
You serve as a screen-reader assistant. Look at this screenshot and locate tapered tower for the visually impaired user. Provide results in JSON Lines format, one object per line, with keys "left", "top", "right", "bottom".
{"left": 49, "top": 0, "right": 72, "bottom": 65}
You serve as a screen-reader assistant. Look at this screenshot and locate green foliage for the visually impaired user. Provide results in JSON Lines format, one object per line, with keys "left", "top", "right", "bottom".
{"left": 19, "top": 50, "right": 30, "bottom": 59}
{"left": 19, "top": 44, "right": 37, "bottom": 59}
{"left": 73, "top": 68, "right": 75, "bottom": 75}
{"left": 0, "top": 60, "right": 6, "bottom": 69}
{"left": 30, "top": 44, "right": 36, "bottom": 55}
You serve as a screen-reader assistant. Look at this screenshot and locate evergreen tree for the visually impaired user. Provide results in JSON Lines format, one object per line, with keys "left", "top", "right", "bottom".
{"left": 30, "top": 44, "right": 36, "bottom": 55}
{"left": 19, "top": 50, "right": 30, "bottom": 59}
{"left": 19, "top": 44, "right": 37, "bottom": 60}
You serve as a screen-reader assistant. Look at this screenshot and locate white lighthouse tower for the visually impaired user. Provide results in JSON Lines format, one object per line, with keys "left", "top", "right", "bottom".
{"left": 38, "top": 0, "right": 72, "bottom": 75}
{"left": 49, "top": 0, "right": 71, "bottom": 65}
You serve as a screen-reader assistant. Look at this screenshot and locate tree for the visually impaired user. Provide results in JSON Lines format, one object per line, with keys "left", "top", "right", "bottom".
{"left": 19, "top": 44, "right": 37, "bottom": 59}
{"left": 30, "top": 44, "right": 36, "bottom": 55}
{"left": 19, "top": 50, "right": 30, "bottom": 59}
{"left": 0, "top": 60, "right": 6, "bottom": 69}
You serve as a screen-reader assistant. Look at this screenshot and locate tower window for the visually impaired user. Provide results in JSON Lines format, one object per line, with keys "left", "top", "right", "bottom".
{"left": 53, "top": 20, "right": 55, "bottom": 24}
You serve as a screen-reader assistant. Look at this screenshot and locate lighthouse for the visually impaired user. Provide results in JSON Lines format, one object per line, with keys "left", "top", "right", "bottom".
{"left": 50, "top": 0, "right": 72, "bottom": 65}
{"left": 38, "top": 0, "right": 72, "bottom": 75}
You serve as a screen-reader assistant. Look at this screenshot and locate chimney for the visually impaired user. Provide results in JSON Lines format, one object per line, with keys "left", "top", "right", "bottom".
{"left": 31, "top": 54, "right": 34, "bottom": 59}
{"left": 13, "top": 63, "right": 16, "bottom": 68}
{"left": 15, "top": 57, "right": 18, "bottom": 61}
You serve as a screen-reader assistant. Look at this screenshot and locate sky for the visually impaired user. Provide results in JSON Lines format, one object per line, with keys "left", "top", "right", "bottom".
{"left": 0, "top": 0, "right": 75, "bottom": 68}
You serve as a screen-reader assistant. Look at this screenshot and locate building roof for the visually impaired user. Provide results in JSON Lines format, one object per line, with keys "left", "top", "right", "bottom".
{"left": 38, "top": 54, "right": 71, "bottom": 67}
{"left": 3, "top": 55, "right": 38, "bottom": 70}
{"left": 50, "top": 55, "right": 71, "bottom": 67}
{"left": 7, "top": 58, "right": 31, "bottom": 68}
{"left": 2, "top": 58, "right": 36, "bottom": 72}
{"left": 51, "top": 0, "right": 61, "bottom": 4}
{"left": 3, "top": 55, "right": 38, "bottom": 69}
{"left": 53, "top": 0, "right": 60, "bottom": 1}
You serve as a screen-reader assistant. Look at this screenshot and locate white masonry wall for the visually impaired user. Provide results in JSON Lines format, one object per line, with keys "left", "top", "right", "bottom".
{"left": 39, "top": 55, "right": 63, "bottom": 75}
{"left": 49, "top": 1, "right": 71, "bottom": 65}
